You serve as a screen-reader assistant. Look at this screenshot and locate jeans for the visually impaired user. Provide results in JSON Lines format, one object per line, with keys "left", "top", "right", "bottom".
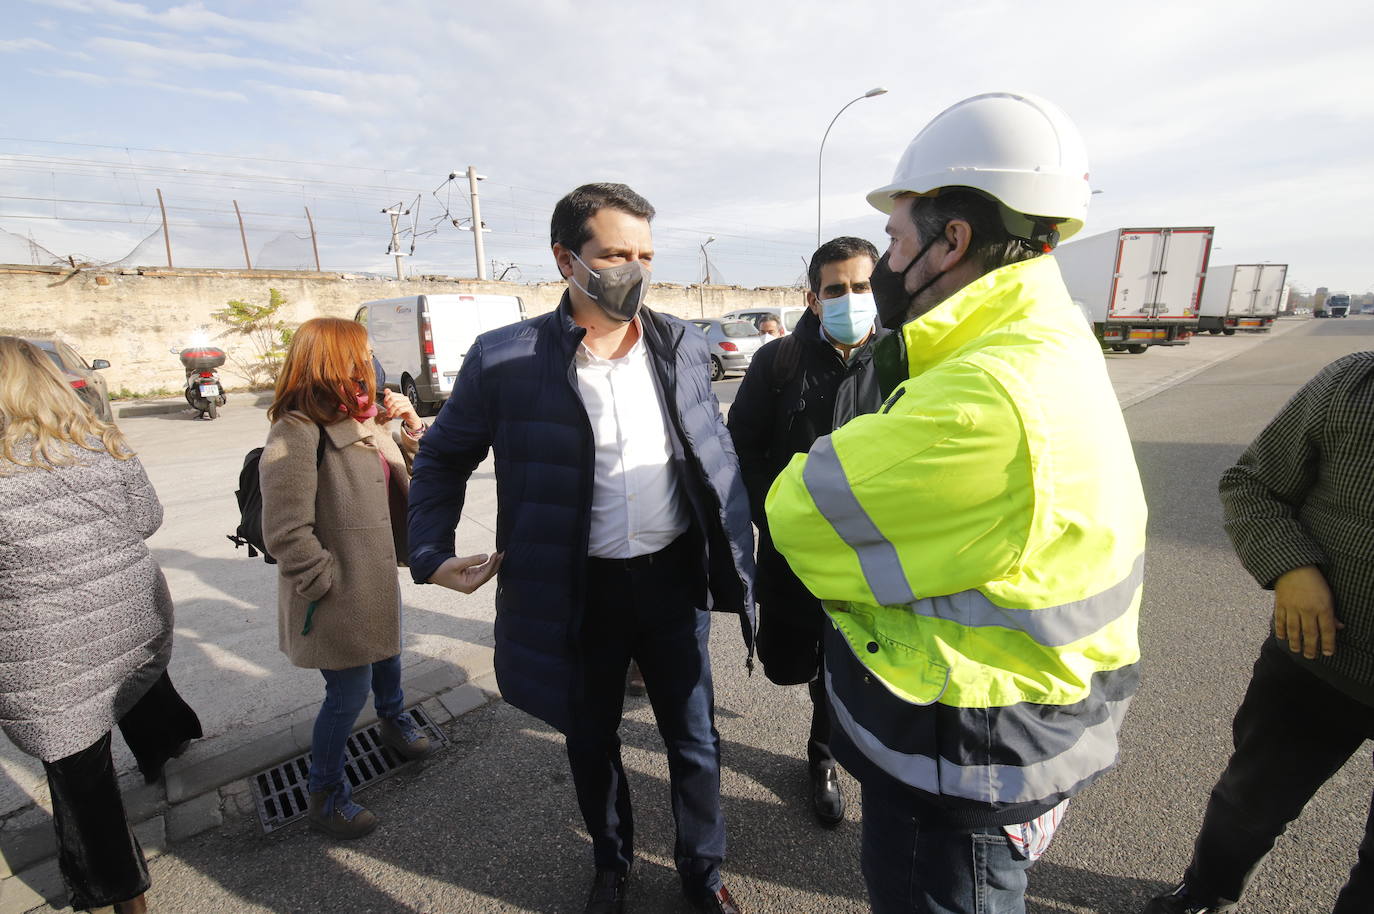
{"left": 1183, "top": 637, "right": 1374, "bottom": 912}
{"left": 860, "top": 781, "right": 1034, "bottom": 914}
{"left": 43, "top": 671, "right": 201, "bottom": 911}
{"left": 308, "top": 653, "right": 404, "bottom": 804}
{"left": 565, "top": 533, "right": 725, "bottom": 897}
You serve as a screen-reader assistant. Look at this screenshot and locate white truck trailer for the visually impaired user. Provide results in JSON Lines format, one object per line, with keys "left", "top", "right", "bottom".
{"left": 1197, "top": 263, "right": 1289, "bottom": 334}
{"left": 1054, "top": 226, "right": 1214, "bottom": 353}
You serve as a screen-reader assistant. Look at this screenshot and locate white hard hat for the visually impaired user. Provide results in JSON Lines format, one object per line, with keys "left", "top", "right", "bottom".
{"left": 868, "top": 91, "right": 1091, "bottom": 242}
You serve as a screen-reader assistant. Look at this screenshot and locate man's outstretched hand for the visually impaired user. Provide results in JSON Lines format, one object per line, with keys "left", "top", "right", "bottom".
{"left": 1274, "top": 564, "right": 1343, "bottom": 659}
{"left": 429, "top": 552, "right": 503, "bottom": 594}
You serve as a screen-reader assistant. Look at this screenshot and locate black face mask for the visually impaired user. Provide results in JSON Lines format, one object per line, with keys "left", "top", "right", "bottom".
{"left": 569, "top": 249, "right": 649, "bottom": 324}
{"left": 870, "top": 227, "right": 949, "bottom": 330}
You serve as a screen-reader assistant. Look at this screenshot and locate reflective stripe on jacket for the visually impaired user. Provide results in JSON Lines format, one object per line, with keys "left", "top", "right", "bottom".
{"left": 765, "top": 255, "right": 1146, "bottom": 811}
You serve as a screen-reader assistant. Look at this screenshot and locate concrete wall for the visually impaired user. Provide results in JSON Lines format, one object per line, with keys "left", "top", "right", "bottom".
{"left": 0, "top": 264, "right": 806, "bottom": 394}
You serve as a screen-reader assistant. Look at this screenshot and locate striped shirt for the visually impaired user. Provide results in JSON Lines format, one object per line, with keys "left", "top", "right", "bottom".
{"left": 1219, "top": 351, "right": 1374, "bottom": 704}
{"left": 1003, "top": 800, "right": 1068, "bottom": 861}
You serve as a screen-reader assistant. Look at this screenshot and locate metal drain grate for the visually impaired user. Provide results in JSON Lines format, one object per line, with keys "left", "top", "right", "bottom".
{"left": 249, "top": 705, "right": 447, "bottom": 833}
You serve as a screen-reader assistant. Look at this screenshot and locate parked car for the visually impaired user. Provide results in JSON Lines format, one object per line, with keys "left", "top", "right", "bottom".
{"left": 721, "top": 305, "right": 807, "bottom": 336}
{"left": 690, "top": 319, "right": 766, "bottom": 380}
{"left": 25, "top": 338, "right": 112, "bottom": 421}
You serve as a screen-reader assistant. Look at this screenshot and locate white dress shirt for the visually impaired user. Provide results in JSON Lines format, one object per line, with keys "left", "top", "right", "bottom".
{"left": 575, "top": 321, "right": 690, "bottom": 559}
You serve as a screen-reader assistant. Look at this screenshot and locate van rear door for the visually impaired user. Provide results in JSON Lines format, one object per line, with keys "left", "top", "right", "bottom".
{"left": 424, "top": 294, "right": 523, "bottom": 395}
{"left": 474, "top": 295, "right": 525, "bottom": 333}
{"left": 424, "top": 295, "right": 480, "bottom": 395}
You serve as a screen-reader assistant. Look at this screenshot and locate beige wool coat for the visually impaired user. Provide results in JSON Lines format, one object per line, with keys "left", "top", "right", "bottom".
{"left": 260, "top": 412, "right": 417, "bottom": 669}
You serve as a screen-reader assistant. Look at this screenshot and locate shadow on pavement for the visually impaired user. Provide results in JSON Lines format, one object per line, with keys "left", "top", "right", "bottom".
{"left": 1027, "top": 860, "right": 1173, "bottom": 913}
{"left": 0, "top": 764, "right": 61, "bottom": 907}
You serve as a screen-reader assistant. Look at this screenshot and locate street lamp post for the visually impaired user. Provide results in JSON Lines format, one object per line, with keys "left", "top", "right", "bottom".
{"left": 817, "top": 87, "right": 888, "bottom": 249}
{"left": 700, "top": 236, "right": 716, "bottom": 284}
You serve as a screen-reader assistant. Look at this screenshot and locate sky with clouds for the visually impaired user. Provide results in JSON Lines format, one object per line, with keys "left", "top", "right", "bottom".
{"left": 1, "top": 0, "right": 1370, "bottom": 293}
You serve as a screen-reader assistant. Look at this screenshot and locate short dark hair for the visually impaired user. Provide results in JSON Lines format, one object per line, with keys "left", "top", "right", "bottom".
{"left": 808, "top": 236, "right": 880, "bottom": 294}
{"left": 549, "top": 183, "right": 655, "bottom": 256}
{"left": 908, "top": 189, "right": 1041, "bottom": 276}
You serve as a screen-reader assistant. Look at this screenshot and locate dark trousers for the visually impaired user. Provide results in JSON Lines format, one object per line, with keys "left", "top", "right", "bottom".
{"left": 1185, "top": 638, "right": 1374, "bottom": 912}
{"left": 860, "top": 780, "right": 1033, "bottom": 914}
{"left": 43, "top": 671, "right": 201, "bottom": 911}
{"left": 807, "top": 676, "right": 834, "bottom": 768}
{"left": 565, "top": 534, "right": 725, "bottom": 896}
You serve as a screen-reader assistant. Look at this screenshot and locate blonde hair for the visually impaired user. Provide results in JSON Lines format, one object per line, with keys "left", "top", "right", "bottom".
{"left": 0, "top": 336, "right": 133, "bottom": 470}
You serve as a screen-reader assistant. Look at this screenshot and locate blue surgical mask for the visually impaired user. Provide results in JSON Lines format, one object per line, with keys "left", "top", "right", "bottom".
{"left": 820, "top": 291, "right": 877, "bottom": 345}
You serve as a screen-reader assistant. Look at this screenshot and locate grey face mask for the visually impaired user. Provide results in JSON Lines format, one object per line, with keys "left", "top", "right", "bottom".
{"left": 569, "top": 249, "right": 649, "bottom": 323}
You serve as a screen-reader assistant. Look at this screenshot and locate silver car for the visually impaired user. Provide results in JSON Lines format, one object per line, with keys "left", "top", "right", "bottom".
{"left": 691, "top": 319, "right": 766, "bottom": 381}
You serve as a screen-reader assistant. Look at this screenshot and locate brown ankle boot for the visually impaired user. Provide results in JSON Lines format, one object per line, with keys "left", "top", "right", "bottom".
{"left": 378, "top": 714, "right": 431, "bottom": 761}
{"left": 307, "top": 789, "right": 378, "bottom": 839}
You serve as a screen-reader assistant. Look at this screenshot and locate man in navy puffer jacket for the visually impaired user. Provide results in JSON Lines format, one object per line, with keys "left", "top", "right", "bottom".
{"left": 408, "top": 183, "right": 755, "bottom": 914}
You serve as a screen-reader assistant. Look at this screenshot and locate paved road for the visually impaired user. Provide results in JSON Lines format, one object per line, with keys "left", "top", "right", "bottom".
{"left": 18, "top": 317, "right": 1374, "bottom": 912}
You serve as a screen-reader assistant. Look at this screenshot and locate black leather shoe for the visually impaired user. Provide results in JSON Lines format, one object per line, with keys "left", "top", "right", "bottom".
{"left": 686, "top": 883, "right": 742, "bottom": 914}
{"left": 810, "top": 762, "right": 844, "bottom": 828}
{"left": 585, "top": 868, "right": 627, "bottom": 914}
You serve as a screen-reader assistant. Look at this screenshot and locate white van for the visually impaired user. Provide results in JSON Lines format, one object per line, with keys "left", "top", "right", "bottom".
{"left": 355, "top": 293, "right": 525, "bottom": 415}
{"left": 721, "top": 305, "right": 807, "bottom": 335}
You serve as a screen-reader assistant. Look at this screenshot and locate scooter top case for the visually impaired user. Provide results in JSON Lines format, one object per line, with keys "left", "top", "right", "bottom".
{"left": 179, "top": 347, "right": 227, "bottom": 372}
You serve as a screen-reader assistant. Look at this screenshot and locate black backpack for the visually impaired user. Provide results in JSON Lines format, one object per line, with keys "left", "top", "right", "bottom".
{"left": 228, "top": 425, "right": 326, "bottom": 563}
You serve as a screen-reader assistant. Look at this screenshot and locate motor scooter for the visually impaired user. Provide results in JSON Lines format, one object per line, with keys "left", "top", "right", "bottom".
{"left": 178, "top": 347, "right": 228, "bottom": 419}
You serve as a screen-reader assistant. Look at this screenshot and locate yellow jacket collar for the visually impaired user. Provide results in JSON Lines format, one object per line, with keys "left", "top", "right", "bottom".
{"left": 901, "top": 255, "right": 1071, "bottom": 377}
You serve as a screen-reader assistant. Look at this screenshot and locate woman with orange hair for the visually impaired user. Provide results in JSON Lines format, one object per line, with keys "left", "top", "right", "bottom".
{"left": 0, "top": 336, "right": 201, "bottom": 914}
{"left": 260, "top": 317, "right": 492, "bottom": 839}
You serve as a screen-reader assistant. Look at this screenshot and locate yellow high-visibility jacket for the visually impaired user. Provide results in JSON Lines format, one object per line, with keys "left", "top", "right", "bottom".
{"left": 766, "top": 254, "right": 1145, "bottom": 817}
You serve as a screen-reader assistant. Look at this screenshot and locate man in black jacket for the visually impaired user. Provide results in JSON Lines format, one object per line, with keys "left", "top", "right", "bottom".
{"left": 408, "top": 184, "right": 755, "bottom": 914}
{"left": 726, "top": 236, "right": 886, "bottom": 828}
